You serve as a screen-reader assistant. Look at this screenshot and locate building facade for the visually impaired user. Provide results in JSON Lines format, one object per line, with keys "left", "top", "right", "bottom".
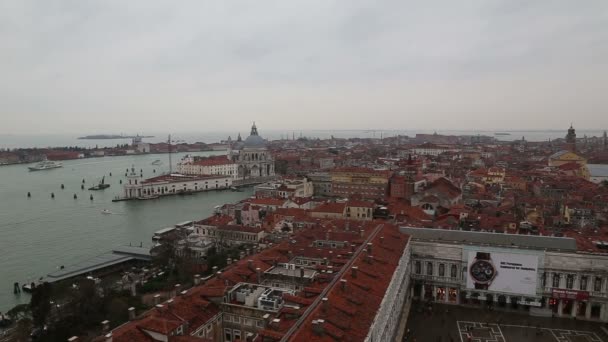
{"left": 330, "top": 167, "right": 391, "bottom": 199}
{"left": 229, "top": 123, "right": 275, "bottom": 181}
{"left": 177, "top": 155, "right": 238, "bottom": 179}
{"left": 403, "top": 227, "right": 608, "bottom": 322}
{"left": 122, "top": 167, "right": 232, "bottom": 199}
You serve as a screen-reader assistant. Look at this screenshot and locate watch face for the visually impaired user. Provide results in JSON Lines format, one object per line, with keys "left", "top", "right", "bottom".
{"left": 470, "top": 260, "right": 496, "bottom": 284}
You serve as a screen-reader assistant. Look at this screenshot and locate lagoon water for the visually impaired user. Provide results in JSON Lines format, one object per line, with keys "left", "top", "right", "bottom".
{"left": 0, "top": 151, "right": 252, "bottom": 312}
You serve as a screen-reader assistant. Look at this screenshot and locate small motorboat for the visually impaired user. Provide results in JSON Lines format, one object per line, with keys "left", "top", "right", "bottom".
{"left": 151, "top": 159, "right": 163, "bottom": 165}
{"left": 101, "top": 209, "right": 112, "bottom": 215}
{"left": 22, "top": 282, "right": 36, "bottom": 293}
{"left": 230, "top": 186, "right": 242, "bottom": 192}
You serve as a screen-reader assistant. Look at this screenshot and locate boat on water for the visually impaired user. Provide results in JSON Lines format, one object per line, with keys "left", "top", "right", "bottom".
{"left": 230, "top": 186, "right": 242, "bottom": 192}
{"left": 494, "top": 132, "right": 511, "bottom": 136}
{"left": 89, "top": 176, "right": 110, "bottom": 190}
{"left": 28, "top": 160, "right": 63, "bottom": 171}
{"left": 22, "top": 282, "right": 36, "bottom": 293}
{"left": 151, "top": 159, "right": 163, "bottom": 165}
{"left": 101, "top": 209, "right": 112, "bottom": 215}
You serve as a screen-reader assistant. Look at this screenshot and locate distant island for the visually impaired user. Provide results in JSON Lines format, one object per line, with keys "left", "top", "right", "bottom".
{"left": 78, "top": 134, "right": 155, "bottom": 140}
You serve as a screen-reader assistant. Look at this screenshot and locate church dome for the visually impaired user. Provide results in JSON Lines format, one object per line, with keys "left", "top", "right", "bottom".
{"left": 243, "top": 122, "right": 267, "bottom": 148}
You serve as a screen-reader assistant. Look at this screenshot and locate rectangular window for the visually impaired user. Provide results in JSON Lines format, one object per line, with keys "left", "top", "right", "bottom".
{"left": 426, "top": 262, "right": 433, "bottom": 276}
{"left": 438, "top": 263, "right": 445, "bottom": 277}
{"left": 233, "top": 330, "right": 241, "bottom": 341}
{"left": 566, "top": 275, "right": 574, "bottom": 289}
{"left": 224, "top": 329, "right": 232, "bottom": 342}
{"left": 415, "top": 261, "right": 421, "bottom": 274}
{"left": 580, "top": 276, "right": 588, "bottom": 291}
{"left": 450, "top": 265, "right": 457, "bottom": 278}
{"left": 595, "top": 277, "right": 602, "bottom": 292}
{"left": 553, "top": 273, "right": 560, "bottom": 288}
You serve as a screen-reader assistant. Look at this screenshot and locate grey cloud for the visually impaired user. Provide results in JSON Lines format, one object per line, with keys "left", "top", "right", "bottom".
{"left": 1, "top": 0, "right": 607, "bottom": 134}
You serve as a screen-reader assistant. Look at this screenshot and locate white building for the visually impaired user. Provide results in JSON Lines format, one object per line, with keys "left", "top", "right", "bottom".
{"left": 411, "top": 143, "right": 458, "bottom": 156}
{"left": 253, "top": 177, "right": 314, "bottom": 198}
{"left": 122, "top": 167, "right": 232, "bottom": 199}
{"left": 228, "top": 123, "right": 275, "bottom": 180}
{"left": 177, "top": 155, "right": 238, "bottom": 179}
{"left": 402, "top": 227, "right": 608, "bottom": 322}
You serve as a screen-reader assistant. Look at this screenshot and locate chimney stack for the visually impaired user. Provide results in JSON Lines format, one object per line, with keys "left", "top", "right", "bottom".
{"left": 101, "top": 320, "right": 110, "bottom": 333}
{"left": 340, "top": 279, "right": 347, "bottom": 291}
{"left": 153, "top": 294, "right": 161, "bottom": 305}
{"left": 194, "top": 274, "right": 201, "bottom": 286}
{"left": 248, "top": 259, "right": 254, "bottom": 270}
{"left": 380, "top": 236, "right": 384, "bottom": 245}
{"left": 174, "top": 284, "right": 181, "bottom": 297}
{"left": 367, "top": 243, "right": 372, "bottom": 255}
{"left": 128, "top": 307, "right": 136, "bottom": 321}
{"left": 312, "top": 319, "right": 325, "bottom": 336}
{"left": 360, "top": 229, "right": 364, "bottom": 237}
{"left": 227, "top": 257, "right": 232, "bottom": 265}
{"left": 68, "top": 337, "right": 79, "bottom": 342}
{"left": 256, "top": 267, "right": 262, "bottom": 284}
{"left": 321, "top": 297, "right": 328, "bottom": 312}
{"left": 262, "top": 313, "right": 271, "bottom": 328}
{"left": 239, "top": 251, "right": 245, "bottom": 259}
{"left": 212, "top": 266, "right": 218, "bottom": 273}
{"left": 104, "top": 332, "right": 113, "bottom": 342}
{"left": 351, "top": 266, "right": 358, "bottom": 278}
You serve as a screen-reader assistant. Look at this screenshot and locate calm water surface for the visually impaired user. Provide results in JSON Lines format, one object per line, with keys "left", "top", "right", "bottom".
{"left": 0, "top": 151, "right": 252, "bottom": 312}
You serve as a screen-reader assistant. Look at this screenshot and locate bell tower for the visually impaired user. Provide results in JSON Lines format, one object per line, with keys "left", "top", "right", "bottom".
{"left": 565, "top": 124, "right": 576, "bottom": 152}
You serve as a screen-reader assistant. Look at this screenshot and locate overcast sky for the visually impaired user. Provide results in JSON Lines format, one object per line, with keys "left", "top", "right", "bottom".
{"left": 1, "top": 0, "right": 607, "bottom": 135}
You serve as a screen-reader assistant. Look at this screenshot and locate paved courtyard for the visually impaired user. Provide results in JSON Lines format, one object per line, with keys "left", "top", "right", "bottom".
{"left": 403, "top": 301, "right": 608, "bottom": 342}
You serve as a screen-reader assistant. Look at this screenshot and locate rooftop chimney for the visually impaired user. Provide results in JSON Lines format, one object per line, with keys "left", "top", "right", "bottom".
{"left": 128, "top": 307, "right": 136, "bottom": 321}
{"left": 101, "top": 320, "right": 110, "bottom": 333}
{"left": 340, "top": 279, "right": 347, "bottom": 291}
{"left": 321, "top": 297, "right": 329, "bottom": 312}
{"left": 194, "top": 274, "right": 201, "bottom": 286}
{"left": 212, "top": 266, "right": 218, "bottom": 273}
{"left": 262, "top": 313, "right": 271, "bottom": 327}
{"left": 227, "top": 257, "right": 232, "bottom": 265}
{"left": 367, "top": 243, "right": 373, "bottom": 255}
{"left": 360, "top": 229, "right": 364, "bottom": 237}
{"left": 312, "top": 319, "right": 325, "bottom": 336}
{"left": 256, "top": 267, "right": 262, "bottom": 284}
{"left": 351, "top": 266, "right": 358, "bottom": 278}
{"left": 239, "top": 251, "right": 245, "bottom": 259}
{"left": 153, "top": 294, "right": 161, "bottom": 305}
{"left": 68, "top": 336, "right": 79, "bottom": 341}
{"left": 380, "top": 236, "right": 384, "bottom": 245}
{"left": 104, "top": 332, "right": 112, "bottom": 342}
{"left": 174, "top": 284, "right": 181, "bottom": 297}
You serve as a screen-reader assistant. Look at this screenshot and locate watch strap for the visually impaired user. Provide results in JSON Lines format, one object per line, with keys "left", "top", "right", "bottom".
{"left": 476, "top": 252, "right": 490, "bottom": 260}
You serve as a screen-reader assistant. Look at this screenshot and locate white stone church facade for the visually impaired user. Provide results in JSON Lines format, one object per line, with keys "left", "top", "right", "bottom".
{"left": 228, "top": 123, "right": 275, "bottom": 181}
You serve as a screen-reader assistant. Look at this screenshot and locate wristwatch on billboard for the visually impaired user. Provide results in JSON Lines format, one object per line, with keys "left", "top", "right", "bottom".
{"left": 470, "top": 252, "right": 497, "bottom": 290}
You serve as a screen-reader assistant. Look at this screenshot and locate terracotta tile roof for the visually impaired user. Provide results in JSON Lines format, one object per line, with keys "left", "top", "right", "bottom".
{"left": 312, "top": 202, "right": 346, "bottom": 214}
{"left": 248, "top": 198, "right": 287, "bottom": 206}
{"left": 286, "top": 224, "right": 410, "bottom": 342}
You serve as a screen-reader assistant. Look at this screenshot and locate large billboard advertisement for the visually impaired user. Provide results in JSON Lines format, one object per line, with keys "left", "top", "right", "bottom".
{"left": 466, "top": 249, "right": 539, "bottom": 295}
